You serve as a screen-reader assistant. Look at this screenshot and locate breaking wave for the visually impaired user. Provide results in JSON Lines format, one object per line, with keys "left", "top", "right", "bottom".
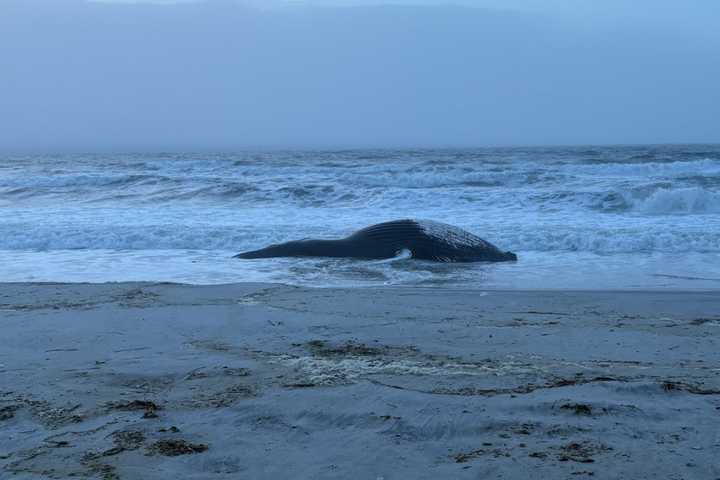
{"left": 2, "top": 223, "right": 718, "bottom": 254}
{"left": 586, "top": 187, "right": 720, "bottom": 214}
{"left": 636, "top": 187, "right": 720, "bottom": 214}
{"left": 2, "top": 145, "right": 720, "bottom": 290}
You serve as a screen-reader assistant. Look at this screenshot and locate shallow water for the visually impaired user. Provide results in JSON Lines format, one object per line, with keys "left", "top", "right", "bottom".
{"left": 2, "top": 145, "right": 719, "bottom": 288}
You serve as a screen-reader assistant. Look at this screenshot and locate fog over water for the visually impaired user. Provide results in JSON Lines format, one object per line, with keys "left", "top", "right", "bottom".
{"left": 1, "top": 0, "right": 719, "bottom": 151}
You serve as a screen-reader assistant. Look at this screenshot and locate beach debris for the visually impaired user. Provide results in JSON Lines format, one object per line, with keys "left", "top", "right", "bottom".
{"left": 689, "top": 317, "right": 720, "bottom": 326}
{"left": 158, "top": 426, "right": 180, "bottom": 433}
{"left": 112, "top": 430, "right": 145, "bottom": 451}
{"left": 184, "top": 366, "right": 250, "bottom": 380}
{"left": 662, "top": 381, "right": 681, "bottom": 392}
{"left": 80, "top": 432, "right": 145, "bottom": 480}
{"left": 184, "top": 368, "right": 209, "bottom": 380}
{"left": 188, "top": 339, "right": 233, "bottom": 352}
{"left": 107, "top": 399, "right": 161, "bottom": 418}
{"left": 557, "top": 442, "right": 610, "bottom": 463}
{"left": 284, "top": 340, "right": 546, "bottom": 388}
{"left": 560, "top": 403, "right": 593, "bottom": 415}
{"left": 147, "top": 439, "right": 208, "bottom": 456}
{"left": 528, "top": 451, "right": 548, "bottom": 459}
{"left": 376, "top": 415, "right": 401, "bottom": 422}
{"left": 80, "top": 442, "right": 125, "bottom": 479}
{"left": 0, "top": 404, "right": 20, "bottom": 421}
{"left": 306, "top": 340, "right": 384, "bottom": 357}
{"left": 187, "top": 383, "right": 255, "bottom": 408}
{"left": 451, "top": 447, "right": 511, "bottom": 463}
{"left": 661, "top": 381, "right": 720, "bottom": 395}
{"left": 282, "top": 382, "right": 318, "bottom": 388}
{"left": 28, "top": 401, "right": 83, "bottom": 428}
{"left": 44, "top": 440, "right": 71, "bottom": 448}
{"left": 510, "top": 423, "right": 535, "bottom": 435}
{"left": 432, "top": 376, "right": 624, "bottom": 397}
{"left": 527, "top": 441, "right": 610, "bottom": 463}
{"left": 81, "top": 460, "right": 119, "bottom": 480}
{"left": 83, "top": 430, "right": 146, "bottom": 460}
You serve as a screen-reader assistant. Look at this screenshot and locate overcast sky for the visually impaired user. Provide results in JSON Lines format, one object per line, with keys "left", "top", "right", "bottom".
{"left": 1, "top": 0, "right": 718, "bottom": 151}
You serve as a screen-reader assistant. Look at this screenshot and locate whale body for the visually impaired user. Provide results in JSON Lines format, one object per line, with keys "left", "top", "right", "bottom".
{"left": 235, "top": 219, "right": 517, "bottom": 263}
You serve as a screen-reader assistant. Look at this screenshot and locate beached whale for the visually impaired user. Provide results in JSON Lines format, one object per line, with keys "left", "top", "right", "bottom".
{"left": 235, "top": 219, "right": 517, "bottom": 263}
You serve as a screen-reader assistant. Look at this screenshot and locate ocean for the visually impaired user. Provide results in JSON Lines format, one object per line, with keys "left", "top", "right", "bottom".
{"left": 2, "top": 145, "right": 719, "bottom": 289}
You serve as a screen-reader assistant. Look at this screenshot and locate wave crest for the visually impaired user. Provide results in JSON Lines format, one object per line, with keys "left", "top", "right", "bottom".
{"left": 587, "top": 187, "right": 720, "bottom": 214}
{"left": 2, "top": 224, "right": 718, "bottom": 254}
{"left": 636, "top": 187, "right": 720, "bottom": 214}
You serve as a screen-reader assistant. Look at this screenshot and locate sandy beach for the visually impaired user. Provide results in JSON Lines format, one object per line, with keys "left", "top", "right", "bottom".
{"left": 1, "top": 282, "right": 719, "bottom": 479}
{"left": 3, "top": 0, "right": 719, "bottom": 478}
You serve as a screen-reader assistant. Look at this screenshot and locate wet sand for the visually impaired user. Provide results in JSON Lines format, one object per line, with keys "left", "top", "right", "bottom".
{"left": 1, "top": 283, "right": 719, "bottom": 479}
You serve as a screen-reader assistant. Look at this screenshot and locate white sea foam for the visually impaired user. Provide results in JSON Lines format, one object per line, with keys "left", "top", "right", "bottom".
{"left": 635, "top": 187, "right": 720, "bottom": 214}
{"left": 566, "top": 158, "right": 720, "bottom": 178}
{"left": 368, "top": 249, "right": 413, "bottom": 264}
{"left": 2, "top": 220, "right": 717, "bottom": 254}
{"left": 2, "top": 147, "right": 719, "bottom": 287}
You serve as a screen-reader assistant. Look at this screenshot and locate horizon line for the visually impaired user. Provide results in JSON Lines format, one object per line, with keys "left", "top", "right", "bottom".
{"left": 2, "top": 141, "right": 719, "bottom": 156}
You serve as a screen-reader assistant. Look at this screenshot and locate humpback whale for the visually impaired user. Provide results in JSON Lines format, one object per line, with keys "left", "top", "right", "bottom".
{"left": 235, "top": 219, "right": 517, "bottom": 263}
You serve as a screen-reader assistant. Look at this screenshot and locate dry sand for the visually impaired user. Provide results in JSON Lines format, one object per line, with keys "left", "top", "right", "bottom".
{"left": 1, "top": 282, "right": 719, "bottom": 479}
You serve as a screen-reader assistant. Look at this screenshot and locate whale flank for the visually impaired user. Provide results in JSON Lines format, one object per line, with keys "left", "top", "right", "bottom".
{"left": 234, "top": 219, "right": 517, "bottom": 263}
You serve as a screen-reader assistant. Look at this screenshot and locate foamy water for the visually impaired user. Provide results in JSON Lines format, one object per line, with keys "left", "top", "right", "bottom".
{"left": 1, "top": 146, "right": 719, "bottom": 288}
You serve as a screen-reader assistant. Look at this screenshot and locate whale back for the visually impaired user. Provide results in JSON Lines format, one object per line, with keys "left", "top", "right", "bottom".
{"left": 349, "top": 219, "right": 515, "bottom": 262}
{"left": 235, "top": 219, "right": 517, "bottom": 262}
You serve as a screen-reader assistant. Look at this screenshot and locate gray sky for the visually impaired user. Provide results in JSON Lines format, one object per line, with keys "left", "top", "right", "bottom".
{"left": 1, "top": 0, "right": 719, "bottom": 151}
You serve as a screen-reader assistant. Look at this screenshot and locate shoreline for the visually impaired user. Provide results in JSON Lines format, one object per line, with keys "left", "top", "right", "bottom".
{"left": 3, "top": 280, "right": 720, "bottom": 292}
{"left": 2, "top": 282, "right": 719, "bottom": 479}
